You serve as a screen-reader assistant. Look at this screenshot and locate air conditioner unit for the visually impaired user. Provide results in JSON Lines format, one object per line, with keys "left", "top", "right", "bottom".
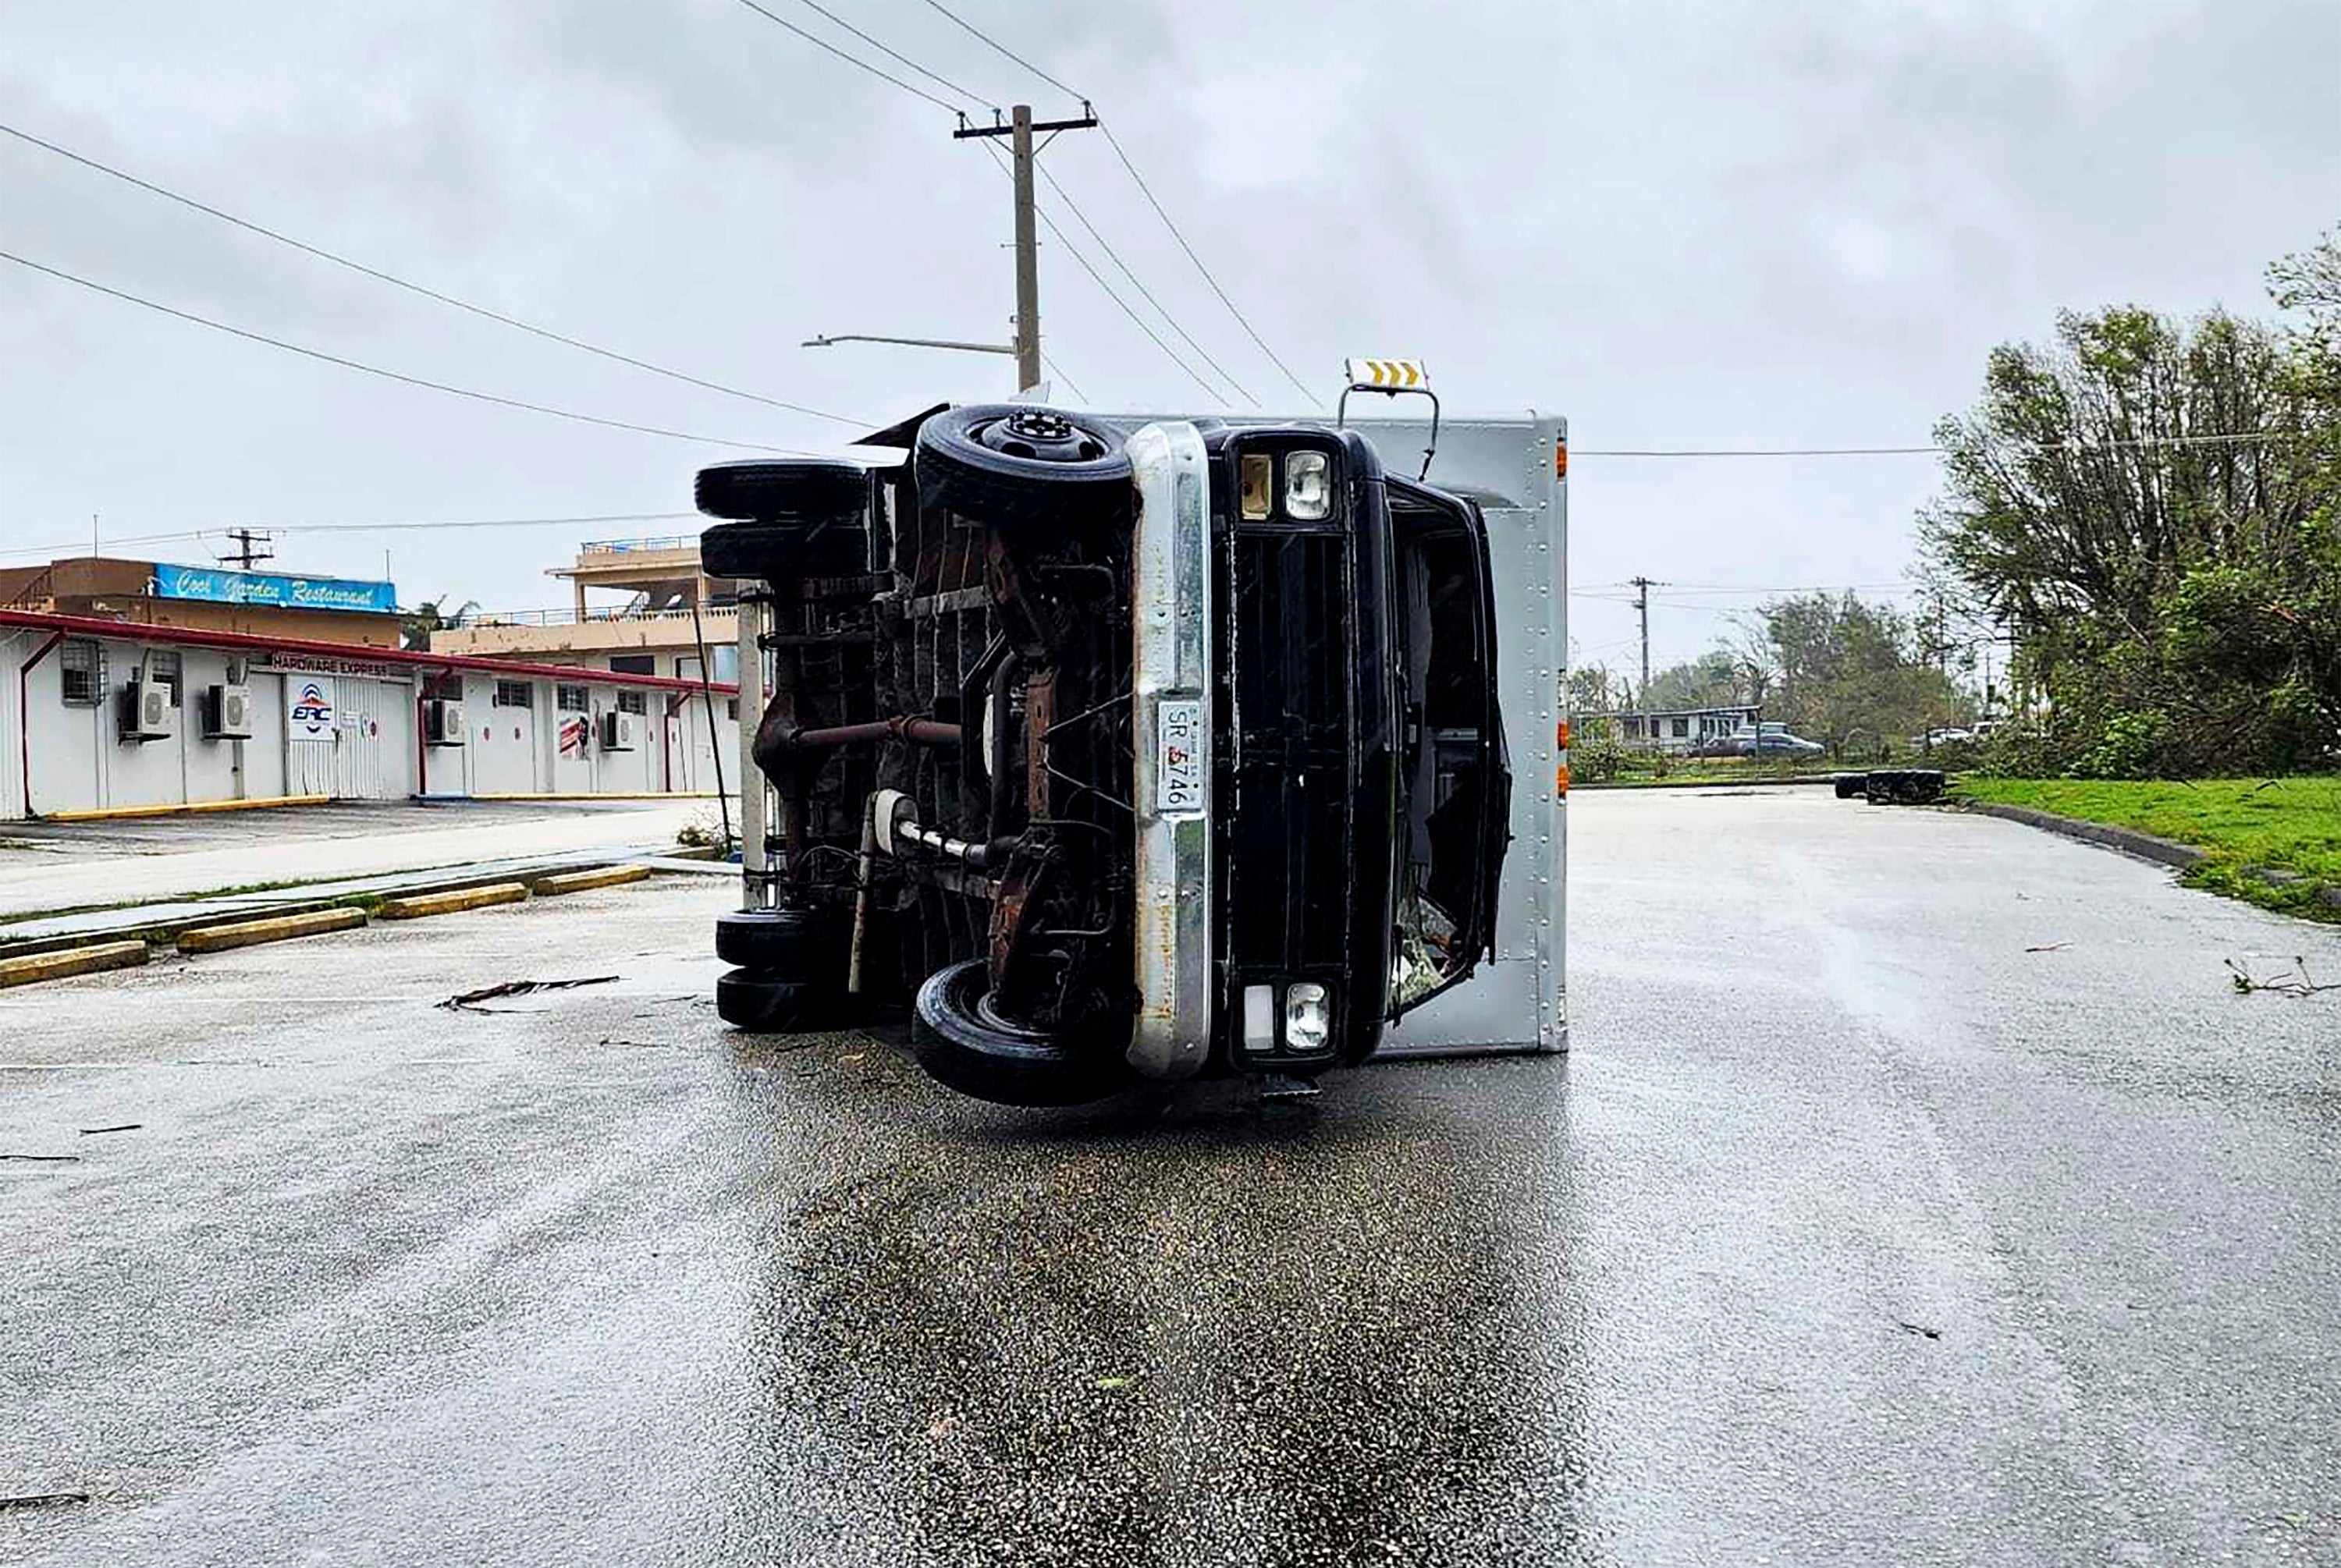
{"left": 123, "top": 678, "right": 176, "bottom": 742}
{"left": 203, "top": 683, "right": 253, "bottom": 740}
{"left": 424, "top": 698, "right": 467, "bottom": 747}
{"left": 599, "top": 709, "right": 638, "bottom": 751}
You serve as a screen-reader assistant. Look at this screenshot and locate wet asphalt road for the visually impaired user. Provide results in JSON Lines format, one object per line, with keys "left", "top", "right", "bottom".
{"left": 4, "top": 786, "right": 2339, "bottom": 1565}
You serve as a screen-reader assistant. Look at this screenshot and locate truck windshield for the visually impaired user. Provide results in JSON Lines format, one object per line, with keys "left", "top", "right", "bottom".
{"left": 1387, "top": 481, "right": 1509, "bottom": 1012}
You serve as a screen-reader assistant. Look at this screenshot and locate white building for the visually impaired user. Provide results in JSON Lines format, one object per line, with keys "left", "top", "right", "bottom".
{"left": 0, "top": 608, "right": 740, "bottom": 821}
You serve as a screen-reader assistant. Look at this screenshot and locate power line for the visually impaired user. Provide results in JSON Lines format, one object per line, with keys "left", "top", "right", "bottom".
{"left": 901, "top": 1, "right": 1315, "bottom": 403}
{"left": 913, "top": 0, "right": 1084, "bottom": 101}
{"left": 1572, "top": 432, "right": 2297, "bottom": 457}
{"left": 2, "top": 250, "right": 814, "bottom": 455}
{"left": 776, "top": 0, "right": 997, "bottom": 111}
{"left": 0, "top": 120, "right": 870, "bottom": 429}
{"left": 0, "top": 513, "right": 705, "bottom": 562}
{"left": 1040, "top": 352, "right": 1088, "bottom": 402}
{"left": 727, "top": 0, "right": 964, "bottom": 114}
{"left": 1099, "top": 121, "right": 1316, "bottom": 405}
{"left": 1033, "top": 160, "right": 1256, "bottom": 404}
{"left": 978, "top": 142, "right": 1228, "bottom": 403}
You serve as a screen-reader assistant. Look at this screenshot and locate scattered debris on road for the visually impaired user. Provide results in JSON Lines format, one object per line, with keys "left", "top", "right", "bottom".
{"left": 0, "top": 1492, "right": 90, "bottom": 1511}
{"left": 2226, "top": 958, "right": 2339, "bottom": 999}
{"left": 78, "top": 1123, "right": 142, "bottom": 1135}
{"left": 438, "top": 976, "right": 620, "bottom": 1013}
{"left": 1895, "top": 1320, "right": 1943, "bottom": 1340}
{"left": 0, "top": 1153, "right": 82, "bottom": 1163}
{"left": 2024, "top": 942, "right": 2070, "bottom": 953}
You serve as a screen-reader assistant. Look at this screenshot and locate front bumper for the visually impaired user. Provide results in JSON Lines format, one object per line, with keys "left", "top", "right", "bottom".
{"left": 1125, "top": 420, "right": 1215, "bottom": 1082}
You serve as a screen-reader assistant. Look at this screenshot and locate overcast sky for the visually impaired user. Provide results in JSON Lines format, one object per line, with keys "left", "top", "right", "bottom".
{"left": 3, "top": 0, "right": 2336, "bottom": 674}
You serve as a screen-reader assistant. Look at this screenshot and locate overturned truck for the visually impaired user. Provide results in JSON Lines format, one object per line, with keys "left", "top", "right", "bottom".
{"left": 702, "top": 388, "right": 1568, "bottom": 1105}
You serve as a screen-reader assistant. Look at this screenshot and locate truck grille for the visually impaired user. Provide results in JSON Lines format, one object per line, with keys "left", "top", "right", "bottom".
{"left": 1226, "top": 530, "right": 1354, "bottom": 984}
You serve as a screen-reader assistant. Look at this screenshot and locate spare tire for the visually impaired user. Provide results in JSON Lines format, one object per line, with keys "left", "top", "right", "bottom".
{"left": 716, "top": 968, "right": 836, "bottom": 1033}
{"left": 1833, "top": 773, "right": 1869, "bottom": 800}
{"left": 716, "top": 905, "right": 847, "bottom": 977}
{"left": 695, "top": 459, "right": 867, "bottom": 522}
{"left": 910, "top": 958, "right": 1128, "bottom": 1107}
{"left": 701, "top": 519, "right": 868, "bottom": 580}
{"left": 913, "top": 405, "right": 1131, "bottom": 528}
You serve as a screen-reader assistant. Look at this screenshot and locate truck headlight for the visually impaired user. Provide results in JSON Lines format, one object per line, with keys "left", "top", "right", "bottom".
{"left": 1284, "top": 981, "right": 1330, "bottom": 1052}
{"left": 1284, "top": 451, "right": 1332, "bottom": 520}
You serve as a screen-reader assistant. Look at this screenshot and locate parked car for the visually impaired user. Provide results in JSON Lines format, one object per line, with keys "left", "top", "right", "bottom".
{"left": 1728, "top": 722, "right": 1825, "bottom": 759}
{"left": 698, "top": 403, "right": 1529, "bottom": 1105}
{"left": 1909, "top": 726, "right": 1974, "bottom": 747}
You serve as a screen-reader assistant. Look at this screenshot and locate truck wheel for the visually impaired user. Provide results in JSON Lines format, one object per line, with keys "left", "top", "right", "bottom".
{"left": 716, "top": 967, "right": 840, "bottom": 1033}
{"left": 715, "top": 906, "right": 846, "bottom": 977}
{"left": 695, "top": 459, "right": 867, "bottom": 523}
{"left": 913, "top": 405, "right": 1131, "bottom": 528}
{"left": 910, "top": 958, "right": 1128, "bottom": 1107}
{"left": 700, "top": 520, "right": 868, "bottom": 580}
{"left": 1833, "top": 773, "right": 1869, "bottom": 800}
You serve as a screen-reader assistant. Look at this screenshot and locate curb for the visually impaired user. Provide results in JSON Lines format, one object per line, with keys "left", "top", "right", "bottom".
{"left": 1963, "top": 803, "right": 2207, "bottom": 870}
{"left": 529, "top": 864, "right": 651, "bottom": 896}
{"left": 178, "top": 907, "right": 370, "bottom": 954}
{"left": 0, "top": 940, "right": 150, "bottom": 988}
{"left": 378, "top": 883, "right": 531, "bottom": 921}
{"left": 46, "top": 794, "right": 331, "bottom": 824}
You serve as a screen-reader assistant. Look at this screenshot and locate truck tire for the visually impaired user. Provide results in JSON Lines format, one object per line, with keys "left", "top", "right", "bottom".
{"left": 715, "top": 906, "right": 846, "bottom": 977}
{"left": 913, "top": 405, "right": 1131, "bottom": 529}
{"left": 695, "top": 459, "right": 867, "bottom": 523}
{"left": 716, "top": 968, "right": 838, "bottom": 1033}
{"left": 910, "top": 958, "right": 1128, "bottom": 1107}
{"left": 1834, "top": 773, "right": 1869, "bottom": 800}
{"left": 700, "top": 519, "right": 868, "bottom": 581}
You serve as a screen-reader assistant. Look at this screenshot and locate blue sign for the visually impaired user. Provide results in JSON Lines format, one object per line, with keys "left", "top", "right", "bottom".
{"left": 153, "top": 563, "right": 397, "bottom": 615}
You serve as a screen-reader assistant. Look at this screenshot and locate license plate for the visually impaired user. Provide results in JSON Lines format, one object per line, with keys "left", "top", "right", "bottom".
{"left": 1156, "top": 698, "right": 1204, "bottom": 812}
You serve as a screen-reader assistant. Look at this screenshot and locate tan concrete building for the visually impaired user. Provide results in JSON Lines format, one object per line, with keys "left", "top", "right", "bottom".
{"left": 428, "top": 533, "right": 738, "bottom": 682}
{"left": 0, "top": 555, "right": 402, "bottom": 647}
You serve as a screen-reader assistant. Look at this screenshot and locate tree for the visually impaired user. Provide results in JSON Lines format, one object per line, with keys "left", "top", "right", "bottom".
{"left": 400, "top": 596, "right": 479, "bottom": 652}
{"left": 1921, "top": 281, "right": 2341, "bottom": 776}
{"left": 1753, "top": 592, "right": 1966, "bottom": 754}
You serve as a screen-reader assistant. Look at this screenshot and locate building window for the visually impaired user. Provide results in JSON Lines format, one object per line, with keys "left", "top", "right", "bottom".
{"left": 424, "top": 672, "right": 463, "bottom": 701}
{"left": 556, "top": 683, "right": 589, "bottom": 712}
{"left": 59, "top": 640, "right": 102, "bottom": 706}
{"left": 615, "top": 690, "right": 648, "bottom": 715}
{"left": 492, "top": 679, "right": 533, "bottom": 709}
{"left": 147, "top": 650, "right": 183, "bottom": 708}
{"left": 726, "top": 698, "right": 739, "bottom": 720}
{"left": 609, "top": 654, "right": 655, "bottom": 676}
{"left": 1671, "top": 716, "right": 1690, "bottom": 738}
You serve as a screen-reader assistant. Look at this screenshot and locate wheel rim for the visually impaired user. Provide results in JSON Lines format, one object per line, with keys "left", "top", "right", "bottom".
{"left": 970, "top": 409, "right": 1110, "bottom": 465}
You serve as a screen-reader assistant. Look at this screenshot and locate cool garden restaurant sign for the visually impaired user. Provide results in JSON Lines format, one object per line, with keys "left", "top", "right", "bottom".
{"left": 152, "top": 563, "right": 398, "bottom": 615}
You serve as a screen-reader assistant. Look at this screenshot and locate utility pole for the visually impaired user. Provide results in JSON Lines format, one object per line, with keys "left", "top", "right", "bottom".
{"left": 954, "top": 102, "right": 1098, "bottom": 393}
{"left": 218, "top": 528, "right": 275, "bottom": 572}
{"left": 1629, "top": 575, "right": 1659, "bottom": 751}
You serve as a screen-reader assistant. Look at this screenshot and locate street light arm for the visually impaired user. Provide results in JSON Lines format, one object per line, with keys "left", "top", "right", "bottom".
{"left": 803, "top": 333, "right": 1016, "bottom": 356}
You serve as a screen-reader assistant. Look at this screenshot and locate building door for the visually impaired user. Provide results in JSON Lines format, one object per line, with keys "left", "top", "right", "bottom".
{"left": 285, "top": 675, "right": 337, "bottom": 796}
{"left": 331, "top": 678, "right": 412, "bottom": 800}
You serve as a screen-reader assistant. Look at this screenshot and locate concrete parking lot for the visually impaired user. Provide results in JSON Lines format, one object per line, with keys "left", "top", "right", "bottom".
{"left": 3, "top": 787, "right": 2337, "bottom": 1565}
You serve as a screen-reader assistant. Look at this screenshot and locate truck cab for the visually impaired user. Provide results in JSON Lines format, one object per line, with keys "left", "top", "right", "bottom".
{"left": 702, "top": 392, "right": 1561, "bottom": 1105}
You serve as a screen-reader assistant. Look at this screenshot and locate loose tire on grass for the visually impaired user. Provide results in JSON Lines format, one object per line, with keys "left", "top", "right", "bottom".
{"left": 715, "top": 906, "right": 846, "bottom": 977}
{"left": 910, "top": 958, "right": 1127, "bottom": 1108}
{"left": 912, "top": 405, "right": 1132, "bottom": 530}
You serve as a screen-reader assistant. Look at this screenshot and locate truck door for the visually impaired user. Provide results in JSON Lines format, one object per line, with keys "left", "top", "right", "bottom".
{"left": 1387, "top": 481, "right": 1511, "bottom": 1015}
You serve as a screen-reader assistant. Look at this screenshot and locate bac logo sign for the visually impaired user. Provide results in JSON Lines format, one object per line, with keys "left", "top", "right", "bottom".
{"left": 290, "top": 680, "right": 334, "bottom": 736}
